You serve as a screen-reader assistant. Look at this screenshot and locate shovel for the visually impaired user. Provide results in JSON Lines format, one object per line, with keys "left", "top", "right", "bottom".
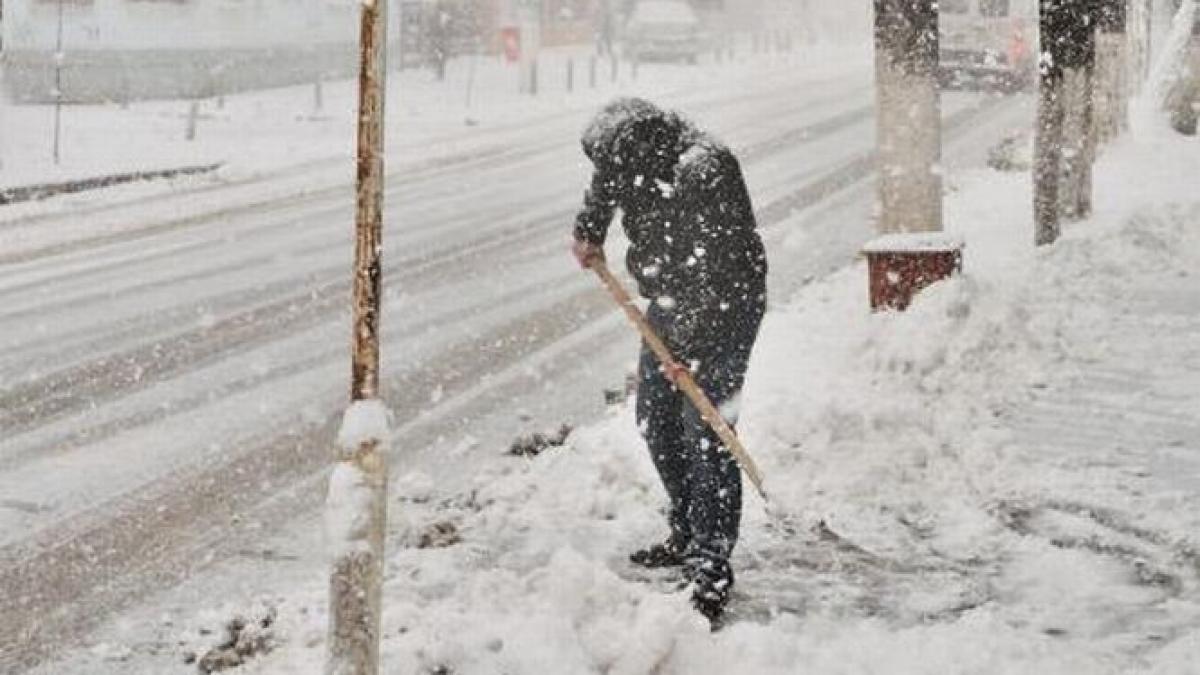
{"left": 589, "top": 259, "right": 769, "bottom": 502}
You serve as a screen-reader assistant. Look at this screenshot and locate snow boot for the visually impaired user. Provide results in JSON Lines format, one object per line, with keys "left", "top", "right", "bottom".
{"left": 684, "top": 556, "right": 733, "bottom": 624}
{"left": 629, "top": 539, "right": 687, "bottom": 568}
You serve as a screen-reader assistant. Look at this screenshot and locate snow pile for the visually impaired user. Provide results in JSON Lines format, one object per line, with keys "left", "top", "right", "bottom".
{"left": 325, "top": 399, "right": 391, "bottom": 559}
{"left": 746, "top": 268, "right": 1034, "bottom": 560}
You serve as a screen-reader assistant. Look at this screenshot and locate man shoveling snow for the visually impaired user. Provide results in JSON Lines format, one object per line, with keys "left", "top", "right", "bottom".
{"left": 570, "top": 97, "right": 768, "bottom": 622}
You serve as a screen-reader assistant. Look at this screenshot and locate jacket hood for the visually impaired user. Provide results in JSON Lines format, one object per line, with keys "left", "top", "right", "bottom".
{"left": 581, "top": 97, "right": 693, "bottom": 175}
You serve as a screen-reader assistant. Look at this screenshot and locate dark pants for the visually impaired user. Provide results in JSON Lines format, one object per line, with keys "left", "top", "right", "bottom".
{"left": 636, "top": 301, "right": 763, "bottom": 566}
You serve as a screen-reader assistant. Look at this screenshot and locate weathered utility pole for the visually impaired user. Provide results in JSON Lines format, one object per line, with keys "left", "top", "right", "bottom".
{"left": 873, "top": 0, "right": 942, "bottom": 235}
{"left": 1035, "top": 0, "right": 1094, "bottom": 245}
{"left": 864, "top": 1, "right": 961, "bottom": 312}
{"left": 326, "top": 0, "right": 389, "bottom": 671}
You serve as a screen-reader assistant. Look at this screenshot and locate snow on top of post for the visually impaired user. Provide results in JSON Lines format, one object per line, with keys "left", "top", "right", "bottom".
{"left": 862, "top": 232, "right": 965, "bottom": 255}
{"left": 336, "top": 398, "right": 391, "bottom": 453}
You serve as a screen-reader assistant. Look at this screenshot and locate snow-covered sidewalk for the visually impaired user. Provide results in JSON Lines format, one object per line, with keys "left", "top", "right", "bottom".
{"left": 47, "top": 122, "right": 1200, "bottom": 674}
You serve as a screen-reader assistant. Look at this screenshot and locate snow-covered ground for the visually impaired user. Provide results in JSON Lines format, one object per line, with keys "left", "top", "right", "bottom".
{"left": 27, "top": 88, "right": 1200, "bottom": 673}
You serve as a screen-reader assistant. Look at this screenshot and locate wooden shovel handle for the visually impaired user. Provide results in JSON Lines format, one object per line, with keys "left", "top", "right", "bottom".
{"left": 590, "top": 260, "right": 768, "bottom": 501}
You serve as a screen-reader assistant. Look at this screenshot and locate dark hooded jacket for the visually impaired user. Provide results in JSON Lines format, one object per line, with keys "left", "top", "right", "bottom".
{"left": 574, "top": 98, "right": 767, "bottom": 356}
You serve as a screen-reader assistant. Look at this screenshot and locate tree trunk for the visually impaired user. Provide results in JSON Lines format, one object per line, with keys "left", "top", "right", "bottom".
{"left": 873, "top": 0, "right": 943, "bottom": 235}
{"left": 1076, "top": 63, "right": 1096, "bottom": 218}
{"left": 1035, "top": 0, "right": 1095, "bottom": 245}
{"left": 1035, "top": 58, "right": 1065, "bottom": 246}
{"left": 1060, "top": 65, "right": 1094, "bottom": 221}
{"left": 1093, "top": 0, "right": 1128, "bottom": 143}
{"left": 1094, "top": 31, "right": 1128, "bottom": 144}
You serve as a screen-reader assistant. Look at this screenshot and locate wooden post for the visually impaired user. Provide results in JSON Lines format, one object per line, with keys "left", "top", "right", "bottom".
{"left": 327, "top": 0, "right": 389, "bottom": 671}
{"left": 873, "top": 0, "right": 943, "bottom": 235}
{"left": 566, "top": 57, "right": 574, "bottom": 93}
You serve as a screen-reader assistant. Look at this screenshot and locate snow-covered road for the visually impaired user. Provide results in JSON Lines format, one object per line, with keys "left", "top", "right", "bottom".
{"left": 0, "top": 58, "right": 1033, "bottom": 670}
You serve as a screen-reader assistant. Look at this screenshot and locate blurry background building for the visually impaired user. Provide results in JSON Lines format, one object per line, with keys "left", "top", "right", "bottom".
{"left": 0, "top": 0, "right": 865, "bottom": 103}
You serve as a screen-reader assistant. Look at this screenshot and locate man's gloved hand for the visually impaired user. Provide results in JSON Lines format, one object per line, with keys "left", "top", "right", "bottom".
{"left": 661, "top": 360, "right": 690, "bottom": 385}
{"left": 572, "top": 239, "right": 606, "bottom": 269}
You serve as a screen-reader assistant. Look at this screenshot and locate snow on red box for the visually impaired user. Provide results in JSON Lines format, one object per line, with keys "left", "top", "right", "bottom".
{"left": 862, "top": 233, "right": 964, "bottom": 312}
